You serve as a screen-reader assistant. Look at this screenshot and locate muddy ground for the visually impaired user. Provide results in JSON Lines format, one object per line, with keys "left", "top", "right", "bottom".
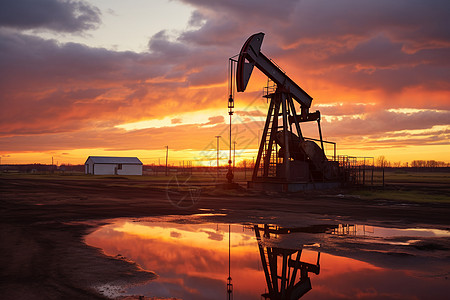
{"left": 1, "top": 175, "right": 449, "bottom": 299}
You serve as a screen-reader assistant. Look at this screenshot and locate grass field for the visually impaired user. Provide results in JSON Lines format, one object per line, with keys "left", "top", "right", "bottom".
{"left": 372, "top": 169, "right": 450, "bottom": 184}
{"left": 2, "top": 168, "right": 449, "bottom": 203}
{"left": 351, "top": 188, "right": 450, "bottom": 203}
{"left": 351, "top": 169, "right": 450, "bottom": 203}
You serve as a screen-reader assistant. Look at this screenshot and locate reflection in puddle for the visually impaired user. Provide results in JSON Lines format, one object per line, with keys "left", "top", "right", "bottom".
{"left": 329, "top": 224, "right": 450, "bottom": 238}
{"left": 254, "top": 225, "right": 320, "bottom": 299}
{"left": 85, "top": 218, "right": 450, "bottom": 299}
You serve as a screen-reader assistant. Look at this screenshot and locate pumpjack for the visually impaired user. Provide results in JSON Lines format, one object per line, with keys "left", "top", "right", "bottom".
{"left": 234, "top": 33, "right": 340, "bottom": 191}
{"left": 254, "top": 225, "right": 321, "bottom": 299}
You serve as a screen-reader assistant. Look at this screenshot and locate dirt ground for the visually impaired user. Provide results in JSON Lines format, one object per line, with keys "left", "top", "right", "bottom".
{"left": 1, "top": 174, "right": 449, "bottom": 299}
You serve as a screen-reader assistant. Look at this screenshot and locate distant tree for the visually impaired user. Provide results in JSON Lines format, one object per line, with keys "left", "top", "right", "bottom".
{"left": 411, "top": 160, "right": 426, "bottom": 168}
{"left": 428, "top": 160, "right": 439, "bottom": 168}
{"left": 237, "top": 159, "right": 253, "bottom": 169}
{"left": 393, "top": 161, "right": 402, "bottom": 168}
{"left": 409, "top": 160, "right": 448, "bottom": 168}
{"left": 376, "top": 155, "right": 388, "bottom": 168}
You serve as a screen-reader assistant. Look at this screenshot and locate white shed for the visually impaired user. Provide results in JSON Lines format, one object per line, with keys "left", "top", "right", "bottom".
{"left": 85, "top": 156, "right": 143, "bottom": 175}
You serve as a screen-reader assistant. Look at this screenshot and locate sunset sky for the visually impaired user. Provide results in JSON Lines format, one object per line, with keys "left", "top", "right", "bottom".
{"left": 1, "top": 0, "right": 449, "bottom": 166}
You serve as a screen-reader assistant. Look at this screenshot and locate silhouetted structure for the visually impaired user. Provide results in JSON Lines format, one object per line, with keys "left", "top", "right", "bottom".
{"left": 254, "top": 225, "right": 320, "bottom": 300}
{"left": 233, "top": 33, "right": 340, "bottom": 192}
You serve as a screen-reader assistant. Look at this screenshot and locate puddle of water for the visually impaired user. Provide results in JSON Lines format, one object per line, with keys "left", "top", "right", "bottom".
{"left": 85, "top": 218, "right": 450, "bottom": 300}
{"left": 328, "top": 224, "right": 450, "bottom": 238}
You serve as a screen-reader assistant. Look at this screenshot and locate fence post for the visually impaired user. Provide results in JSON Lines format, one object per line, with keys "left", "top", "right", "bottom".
{"left": 362, "top": 158, "right": 366, "bottom": 186}
{"left": 371, "top": 166, "right": 374, "bottom": 186}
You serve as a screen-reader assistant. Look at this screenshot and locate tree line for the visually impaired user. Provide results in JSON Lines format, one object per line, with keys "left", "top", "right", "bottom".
{"left": 376, "top": 155, "right": 449, "bottom": 168}
{"left": 235, "top": 156, "right": 449, "bottom": 169}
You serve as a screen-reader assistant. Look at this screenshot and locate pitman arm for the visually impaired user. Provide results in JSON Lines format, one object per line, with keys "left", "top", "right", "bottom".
{"left": 236, "top": 32, "right": 313, "bottom": 109}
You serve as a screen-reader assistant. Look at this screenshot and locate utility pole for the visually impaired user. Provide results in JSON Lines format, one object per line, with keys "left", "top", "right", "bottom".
{"left": 165, "top": 146, "right": 168, "bottom": 176}
{"left": 226, "top": 57, "right": 235, "bottom": 185}
{"left": 215, "top": 136, "right": 221, "bottom": 180}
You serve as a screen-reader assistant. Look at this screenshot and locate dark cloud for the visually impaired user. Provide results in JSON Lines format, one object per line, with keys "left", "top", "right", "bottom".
{"left": 326, "top": 35, "right": 422, "bottom": 68}
{"left": 148, "top": 30, "right": 229, "bottom": 85}
{"left": 0, "top": 32, "right": 162, "bottom": 92}
{"left": 200, "top": 229, "right": 223, "bottom": 241}
{"left": 312, "top": 34, "right": 450, "bottom": 93}
{"left": 204, "top": 116, "right": 225, "bottom": 126}
{"left": 317, "top": 104, "right": 375, "bottom": 116}
{"left": 279, "top": 0, "right": 450, "bottom": 47}
{"left": 187, "top": 10, "right": 206, "bottom": 28}
{"left": 313, "top": 66, "right": 449, "bottom": 98}
{"left": 322, "top": 110, "right": 450, "bottom": 137}
{"left": 179, "top": 0, "right": 450, "bottom": 48}
{"left": 186, "top": 65, "right": 223, "bottom": 86}
{"left": 148, "top": 30, "right": 192, "bottom": 61}
{"left": 171, "top": 118, "right": 182, "bottom": 124}
{"left": 324, "top": 63, "right": 450, "bottom": 95}
{"left": 180, "top": 0, "right": 298, "bottom": 43}
{"left": 0, "top": 0, "right": 101, "bottom": 32}
{"left": 170, "top": 231, "right": 182, "bottom": 238}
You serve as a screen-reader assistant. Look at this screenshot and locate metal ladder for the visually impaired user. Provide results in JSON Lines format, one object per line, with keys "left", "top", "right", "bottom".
{"left": 261, "top": 100, "right": 280, "bottom": 177}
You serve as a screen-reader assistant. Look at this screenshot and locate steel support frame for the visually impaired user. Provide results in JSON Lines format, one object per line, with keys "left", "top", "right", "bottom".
{"left": 255, "top": 225, "right": 320, "bottom": 300}
{"left": 252, "top": 89, "right": 305, "bottom": 182}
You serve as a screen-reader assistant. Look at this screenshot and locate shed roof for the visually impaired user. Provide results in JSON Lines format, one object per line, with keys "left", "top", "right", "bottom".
{"left": 85, "top": 156, "right": 143, "bottom": 165}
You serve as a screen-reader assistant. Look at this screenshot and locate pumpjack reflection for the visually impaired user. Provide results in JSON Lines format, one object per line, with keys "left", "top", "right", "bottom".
{"left": 254, "top": 225, "right": 321, "bottom": 300}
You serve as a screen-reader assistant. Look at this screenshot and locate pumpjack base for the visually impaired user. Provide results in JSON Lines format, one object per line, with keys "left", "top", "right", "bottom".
{"left": 248, "top": 180, "right": 341, "bottom": 192}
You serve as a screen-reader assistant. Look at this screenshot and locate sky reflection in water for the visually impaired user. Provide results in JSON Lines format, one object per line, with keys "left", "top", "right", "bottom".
{"left": 85, "top": 218, "right": 450, "bottom": 300}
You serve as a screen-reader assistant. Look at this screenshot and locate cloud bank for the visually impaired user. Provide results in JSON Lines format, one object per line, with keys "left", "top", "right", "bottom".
{"left": 0, "top": 0, "right": 101, "bottom": 32}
